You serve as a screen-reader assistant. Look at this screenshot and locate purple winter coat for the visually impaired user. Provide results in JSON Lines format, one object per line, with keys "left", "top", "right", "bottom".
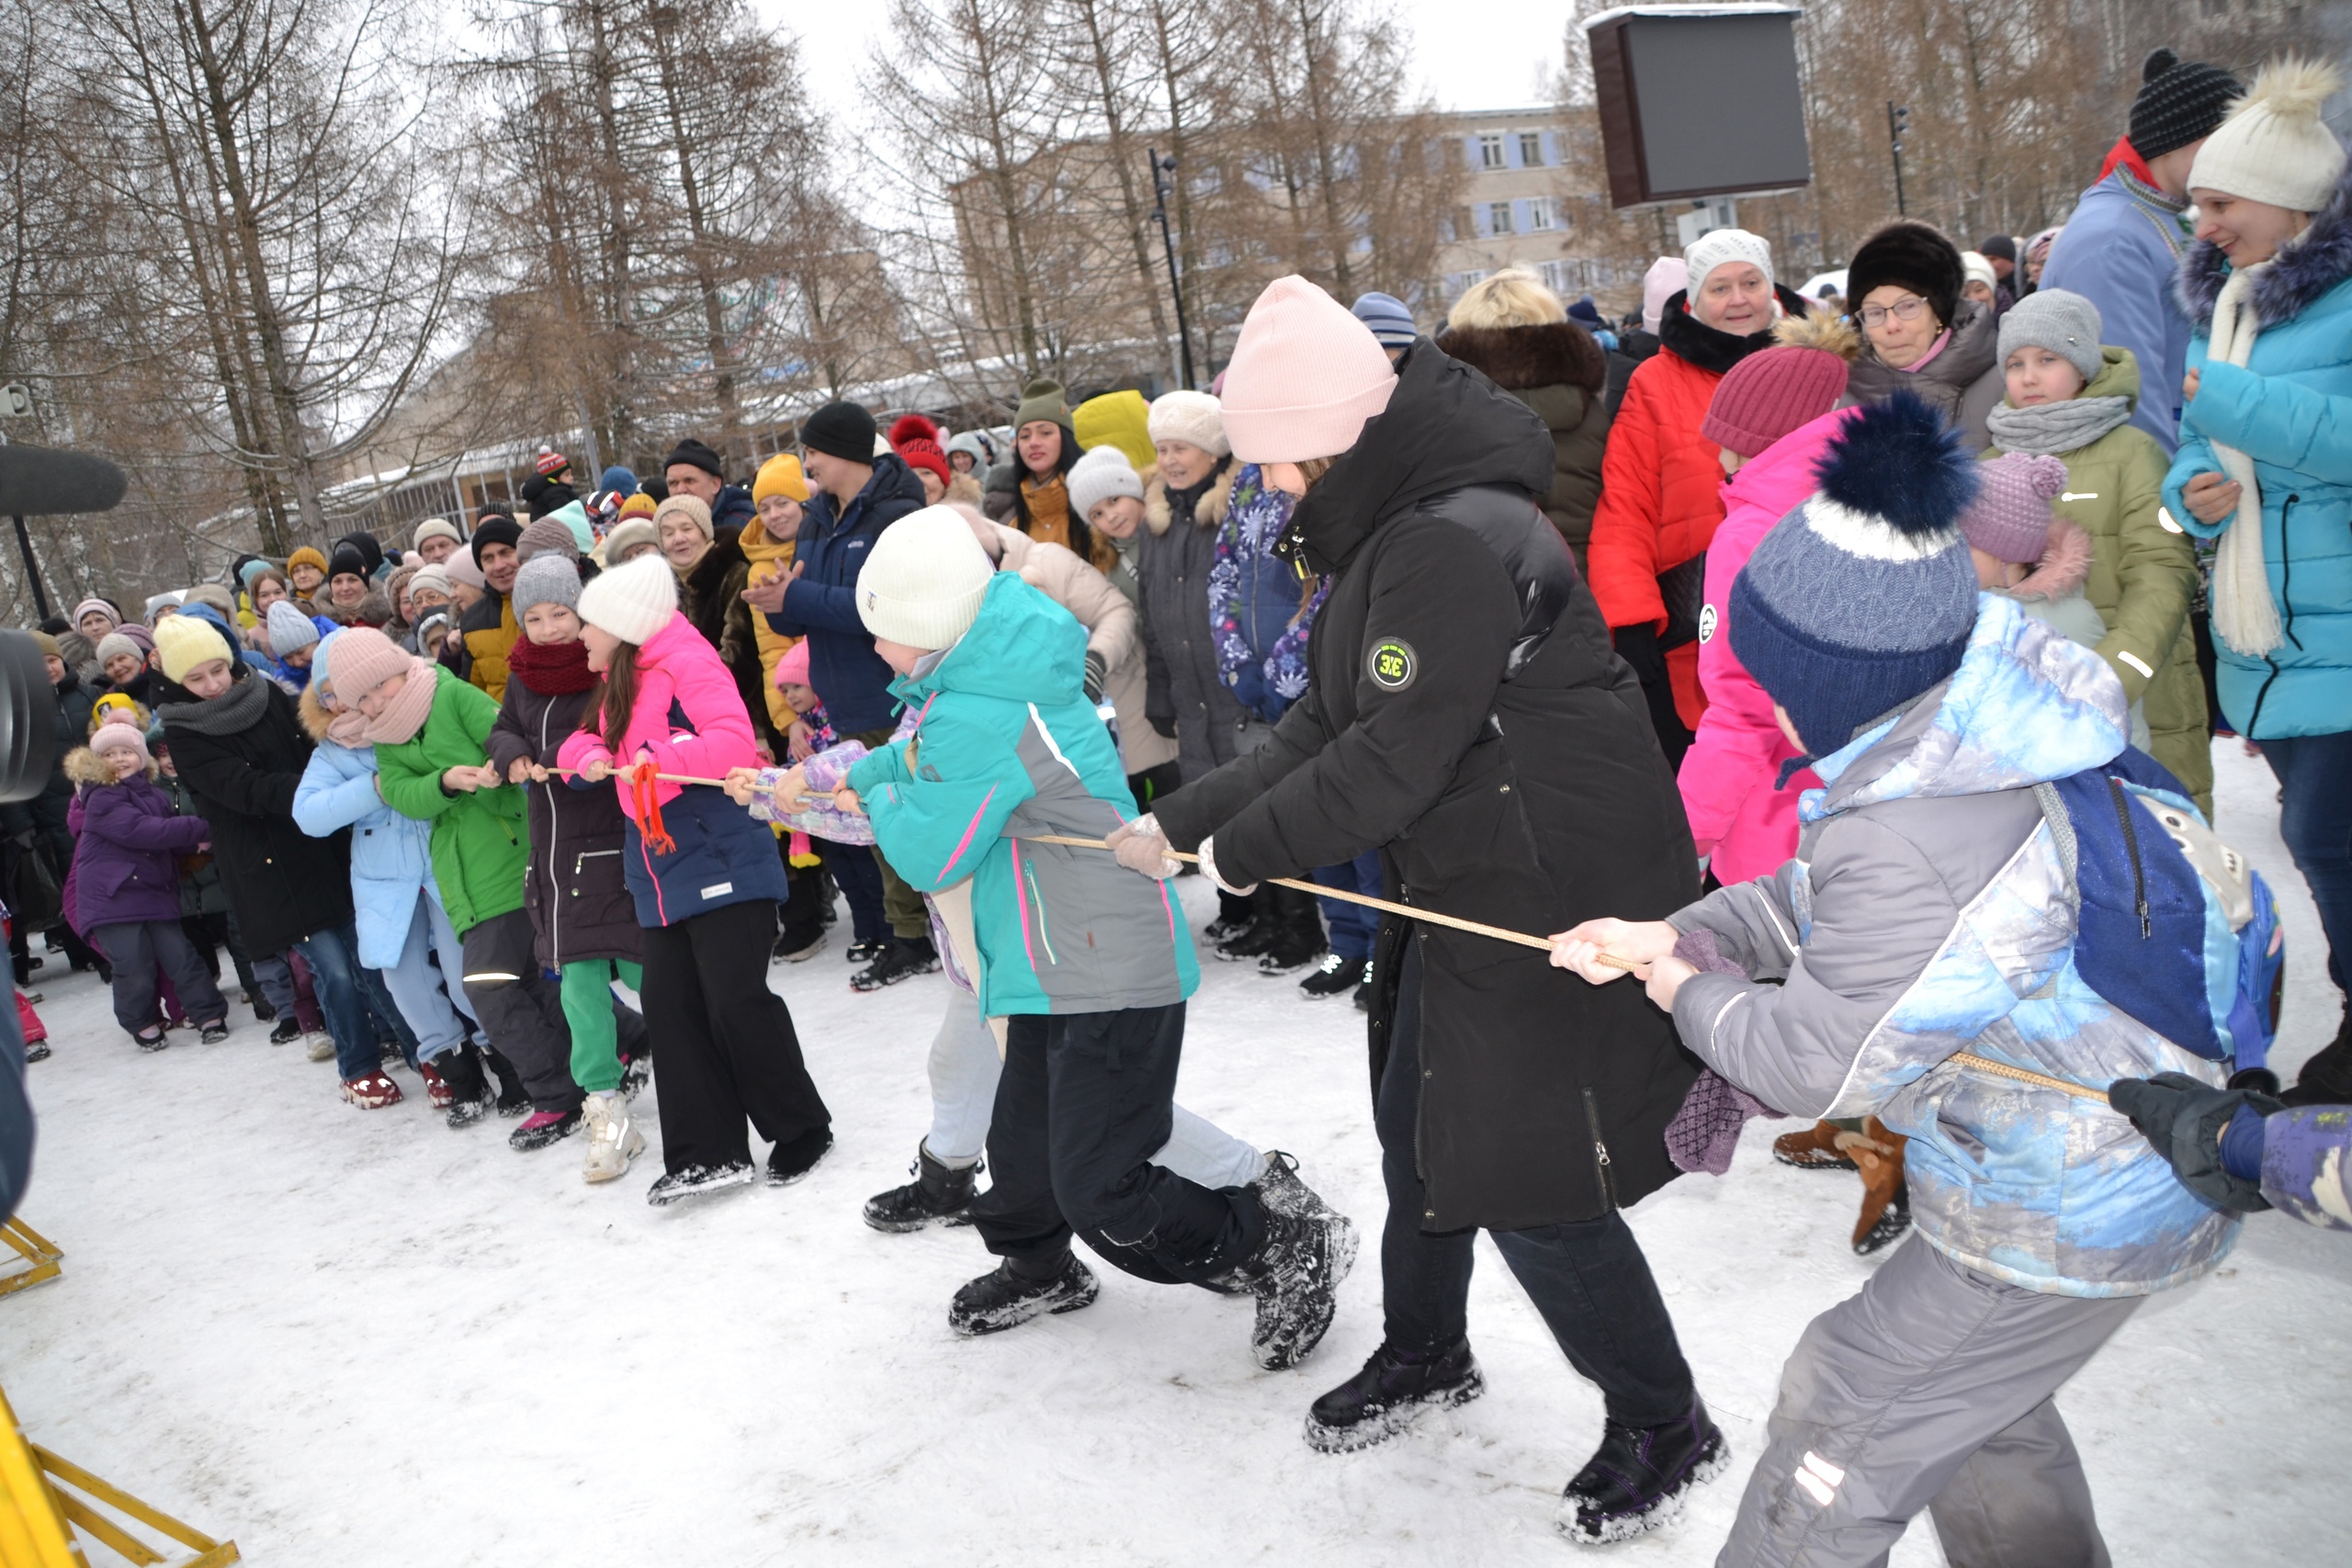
{"left": 71, "top": 771, "right": 209, "bottom": 930}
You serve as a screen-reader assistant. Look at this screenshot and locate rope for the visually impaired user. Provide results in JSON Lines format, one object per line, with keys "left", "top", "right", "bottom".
{"left": 1022, "top": 833, "right": 2114, "bottom": 1107}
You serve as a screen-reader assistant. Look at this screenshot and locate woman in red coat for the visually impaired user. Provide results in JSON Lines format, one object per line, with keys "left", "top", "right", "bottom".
{"left": 1589, "top": 231, "right": 1811, "bottom": 766}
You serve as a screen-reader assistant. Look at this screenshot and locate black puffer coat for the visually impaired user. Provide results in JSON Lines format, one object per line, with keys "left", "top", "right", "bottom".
{"left": 483, "top": 668, "right": 641, "bottom": 967}
{"left": 1154, "top": 344, "right": 1700, "bottom": 1232}
{"left": 156, "top": 667, "right": 354, "bottom": 957}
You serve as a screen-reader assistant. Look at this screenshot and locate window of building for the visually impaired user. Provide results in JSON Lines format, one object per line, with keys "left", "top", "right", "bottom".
{"left": 1520, "top": 131, "right": 1544, "bottom": 167}
{"left": 1487, "top": 200, "right": 1514, "bottom": 235}
{"left": 1541, "top": 260, "right": 1576, "bottom": 297}
{"left": 1477, "top": 133, "right": 1505, "bottom": 170}
{"left": 1446, "top": 270, "right": 1489, "bottom": 300}
{"left": 1526, "top": 197, "right": 1555, "bottom": 231}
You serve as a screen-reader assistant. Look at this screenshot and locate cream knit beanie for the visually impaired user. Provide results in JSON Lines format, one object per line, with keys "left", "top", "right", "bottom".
{"left": 576, "top": 550, "right": 679, "bottom": 646}
{"left": 1146, "top": 390, "right": 1230, "bottom": 457}
{"left": 155, "top": 613, "right": 233, "bottom": 684}
{"left": 854, "top": 504, "right": 995, "bottom": 649}
{"left": 1684, "top": 228, "right": 1774, "bottom": 291}
{"left": 2187, "top": 58, "right": 2347, "bottom": 216}
{"left": 1218, "top": 275, "right": 1399, "bottom": 465}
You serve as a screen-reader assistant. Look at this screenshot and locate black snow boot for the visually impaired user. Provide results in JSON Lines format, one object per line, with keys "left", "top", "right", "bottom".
{"left": 1255, "top": 886, "right": 1327, "bottom": 975}
{"left": 485, "top": 1045, "right": 529, "bottom": 1117}
{"left": 765, "top": 1124, "right": 833, "bottom": 1186}
{"left": 1204, "top": 889, "right": 1255, "bottom": 944}
{"left": 949, "top": 1252, "right": 1100, "bottom": 1337}
{"left": 437, "top": 1044, "right": 494, "bottom": 1128}
{"left": 864, "top": 1143, "right": 980, "bottom": 1232}
{"left": 1556, "top": 1397, "right": 1730, "bottom": 1544}
{"left": 1305, "top": 1339, "right": 1487, "bottom": 1453}
{"left": 2283, "top": 1003, "right": 2352, "bottom": 1107}
{"left": 1222, "top": 1202, "right": 1358, "bottom": 1371}
{"left": 852, "top": 935, "right": 940, "bottom": 992}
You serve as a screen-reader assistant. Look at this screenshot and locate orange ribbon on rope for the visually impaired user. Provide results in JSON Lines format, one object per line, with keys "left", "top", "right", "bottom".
{"left": 628, "top": 759, "right": 677, "bottom": 855}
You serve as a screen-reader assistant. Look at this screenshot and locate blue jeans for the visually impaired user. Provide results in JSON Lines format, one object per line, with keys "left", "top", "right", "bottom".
{"left": 1312, "top": 850, "right": 1385, "bottom": 963}
{"left": 2261, "top": 731, "right": 2352, "bottom": 992}
{"left": 290, "top": 922, "right": 381, "bottom": 1081}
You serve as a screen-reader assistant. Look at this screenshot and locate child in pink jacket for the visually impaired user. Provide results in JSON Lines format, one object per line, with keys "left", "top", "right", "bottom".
{"left": 1678, "top": 311, "right": 1861, "bottom": 886}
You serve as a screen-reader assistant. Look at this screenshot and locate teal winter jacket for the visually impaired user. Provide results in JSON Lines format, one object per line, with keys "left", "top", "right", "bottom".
{"left": 846, "top": 573, "right": 1199, "bottom": 1019}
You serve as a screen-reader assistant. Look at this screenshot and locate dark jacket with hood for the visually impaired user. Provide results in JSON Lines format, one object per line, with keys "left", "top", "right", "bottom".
{"left": 1136, "top": 457, "right": 1249, "bottom": 780}
{"left": 765, "top": 452, "right": 928, "bottom": 736}
{"left": 154, "top": 661, "right": 355, "bottom": 956}
{"left": 1844, "top": 296, "right": 2004, "bottom": 452}
{"left": 483, "top": 657, "right": 642, "bottom": 967}
{"left": 1434, "top": 321, "right": 1613, "bottom": 570}
{"left": 1154, "top": 343, "right": 1700, "bottom": 1232}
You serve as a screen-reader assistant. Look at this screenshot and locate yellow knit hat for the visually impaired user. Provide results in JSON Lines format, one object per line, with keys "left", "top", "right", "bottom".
{"left": 156, "top": 612, "right": 234, "bottom": 683}
{"left": 287, "top": 546, "right": 329, "bottom": 577}
{"left": 1073, "top": 389, "right": 1156, "bottom": 470}
{"left": 753, "top": 453, "right": 810, "bottom": 504}
{"left": 617, "top": 492, "right": 657, "bottom": 520}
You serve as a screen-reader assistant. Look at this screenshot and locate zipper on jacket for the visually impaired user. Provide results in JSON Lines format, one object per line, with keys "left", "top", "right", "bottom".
{"left": 1582, "top": 1088, "right": 1618, "bottom": 1212}
{"left": 2245, "top": 494, "right": 2299, "bottom": 737}
{"left": 2106, "top": 776, "right": 2151, "bottom": 938}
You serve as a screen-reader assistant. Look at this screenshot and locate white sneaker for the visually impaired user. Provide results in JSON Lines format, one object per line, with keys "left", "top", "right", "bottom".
{"left": 305, "top": 1031, "right": 335, "bottom": 1063}
{"left": 582, "top": 1091, "right": 644, "bottom": 1184}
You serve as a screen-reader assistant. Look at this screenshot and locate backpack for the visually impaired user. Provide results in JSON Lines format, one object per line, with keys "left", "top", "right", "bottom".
{"left": 2036, "top": 748, "right": 2285, "bottom": 1074}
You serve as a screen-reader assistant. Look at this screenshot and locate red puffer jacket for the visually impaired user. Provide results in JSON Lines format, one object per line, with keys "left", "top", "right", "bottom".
{"left": 1589, "top": 285, "right": 1811, "bottom": 729}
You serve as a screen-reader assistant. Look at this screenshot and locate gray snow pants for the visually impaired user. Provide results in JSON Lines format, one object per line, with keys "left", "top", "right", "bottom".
{"left": 1719, "top": 1235, "right": 2140, "bottom": 1568}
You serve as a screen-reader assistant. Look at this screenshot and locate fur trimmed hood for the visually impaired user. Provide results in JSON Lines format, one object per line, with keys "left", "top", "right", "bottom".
{"left": 2007, "top": 517, "right": 2095, "bottom": 603}
{"left": 63, "top": 745, "right": 123, "bottom": 787}
{"left": 1657, "top": 284, "right": 1816, "bottom": 376}
{"left": 2177, "top": 163, "right": 2352, "bottom": 328}
{"left": 1432, "top": 320, "right": 1608, "bottom": 396}
{"left": 319, "top": 587, "right": 394, "bottom": 630}
{"left": 1144, "top": 460, "right": 1237, "bottom": 536}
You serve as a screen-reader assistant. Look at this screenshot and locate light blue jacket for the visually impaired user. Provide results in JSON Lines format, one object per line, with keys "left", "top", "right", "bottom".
{"left": 2162, "top": 173, "right": 2352, "bottom": 740}
{"left": 2040, "top": 165, "right": 2196, "bottom": 451}
{"left": 1671, "top": 595, "right": 2238, "bottom": 1297}
{"left": 290, "top": 724, "right": 443, "bottom": 969}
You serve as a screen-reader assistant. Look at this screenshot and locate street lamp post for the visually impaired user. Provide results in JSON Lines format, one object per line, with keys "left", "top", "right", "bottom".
{"left": 1887, "top": 102, "right": 1911, "bottom": 218}
{"left": 1148, "top": 147, "right": 1195, "bottom": 390}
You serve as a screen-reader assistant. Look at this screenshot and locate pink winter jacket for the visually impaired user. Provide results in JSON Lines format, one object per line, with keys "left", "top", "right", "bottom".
{"left": 558, "top": 613, "right": 763, "bottom": 829}
{"left": 1677, "top": 407, "right": 1856, "bottom": 885}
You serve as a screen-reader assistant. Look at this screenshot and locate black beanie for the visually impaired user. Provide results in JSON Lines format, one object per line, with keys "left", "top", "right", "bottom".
{"left": 663, "top": 438, "right": 727, "bottom": 479}
{"left": 1978, "top": 234, "right": 2017, "bottom": 264}
{"left": 1846, "top": 220, "right": 1964, "bottom": 332}
{"left": 470, "top": 515, "right": 523, "bottom": 570}
{"left": 2130, "top": 49, "right": 2244, "bottom": 162}
{"left": 334, "top": 530, "right": 383, "bottom": 579}
{"left": 475, "top": 503, "right": 512, "bottom": 529}
{"left": 801, "top": 401, "right": 878, "bottom": 463}
{"left": 326, "top": 543, "right": 370, "bottom": 582}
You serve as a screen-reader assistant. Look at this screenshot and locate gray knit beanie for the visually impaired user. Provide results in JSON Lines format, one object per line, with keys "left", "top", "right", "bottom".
{"left": 266, "top": 598, "right": 321, "bottom": 654}
{"left": 1997, "top": 288, "right": 2104, "bottom": 387}
{"left": 511, "top": 554, "right": 583, "bottom": 619}
{"left": 1068, "top": 444, "right": 1144, "bottom": 524}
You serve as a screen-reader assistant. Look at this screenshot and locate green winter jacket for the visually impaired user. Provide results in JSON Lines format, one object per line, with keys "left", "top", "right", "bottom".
{"left": 1984, "top": 347, "right": 2211, "bottom": 811}
{"left": 846, "top": 572, "right": 1199, "bottom": 1019}
{"left": 373, "top": 664, "right": 528, "bottom": 936}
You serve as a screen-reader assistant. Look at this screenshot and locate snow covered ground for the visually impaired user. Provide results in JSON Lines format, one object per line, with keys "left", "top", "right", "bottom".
{"left": 5, "top": 739, "right": 2347, "bottom": 1566}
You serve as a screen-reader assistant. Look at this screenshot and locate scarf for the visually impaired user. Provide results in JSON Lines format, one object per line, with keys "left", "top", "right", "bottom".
{"left": 506, "top": 635, "right": 599, "bottom": 694}
{"left": 1900, "top": 328, "right": 1952, "bottom": 373}
{"left": 2097, "top": 134, "right": 2160, "bottom": 188}
{"left": 324, "top": 708, "right": 371, "bottom": 749}
{"left": 155, "top": 671, "right": 270, "bottom": 737}
{"left": 361, "top": 656, "right": 442, "bottom": 745}
{"left": 1984, "top": 394, "right": 2133, "bottom": 457}
{"left": 1021, "top": 474, "right": 1071, "bottom": 548}
{"left": 2204, "top": 262, "right": 2285, "bottom": 658}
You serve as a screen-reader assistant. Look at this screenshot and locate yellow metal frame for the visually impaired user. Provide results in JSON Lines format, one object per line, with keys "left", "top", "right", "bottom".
{"left": 0, "top": 1216, "right": 62, "bottom": 1296}
{"left": 0, "top": 1385, "right": 239, "bottom": 1566}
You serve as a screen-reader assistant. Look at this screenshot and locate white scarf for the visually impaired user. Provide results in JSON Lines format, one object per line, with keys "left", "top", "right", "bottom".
{"left": 2205, "top": 264, "right": 2285, "bottom": 658}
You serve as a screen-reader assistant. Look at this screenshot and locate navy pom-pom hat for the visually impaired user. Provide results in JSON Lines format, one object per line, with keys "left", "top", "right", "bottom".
{"left": 1729, "top": 390, "right": 1982, "bottom": 755}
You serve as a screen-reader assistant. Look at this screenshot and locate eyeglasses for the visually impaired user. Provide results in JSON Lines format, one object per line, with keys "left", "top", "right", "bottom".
{"left": 1860, "top": 295, "right": 1930, "bottom": 329}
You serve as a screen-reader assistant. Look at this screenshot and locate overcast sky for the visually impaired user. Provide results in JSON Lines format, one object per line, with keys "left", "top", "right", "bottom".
{"left": 769, "top": 1, "right": 1578, "bottom": 125}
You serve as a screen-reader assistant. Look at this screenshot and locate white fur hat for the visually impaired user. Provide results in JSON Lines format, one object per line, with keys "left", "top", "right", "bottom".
{"left": 2188, "top": 58, "right": 2347, "bottom": 216}
{"left": 1683, "top": 228, "right": 1774, "bottom": 292}
{"left": 575, "top": 550, "right": 678, "bottom": 646}
{"left": 1146, "top": 389, "right": 1229, "bottom": 457}
{"left": 854, "top": 504, "right": 996, "bottom": 650}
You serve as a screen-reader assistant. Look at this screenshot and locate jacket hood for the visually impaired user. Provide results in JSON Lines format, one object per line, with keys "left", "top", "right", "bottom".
{"left": 1657, "top": 285, "right": 1815, "bottom": 376}
{"left": 2005, "top": 518, "right": 2095, "bottom": 603}
{"left": 2177, "top": 163, "right": 2352, "bottom": 327}
{"left": 1144, "top": 460, "right": 1234, "bottom": 536}
{"left": 299, "top": 681, "right": 334, "bottom": 740}
{"left": 897, "top": 572, "right": 1084, "bottom": 709}
{"left": 1806, "top": 593, "right": 2128, "bottom": 818}
{"left": 2078, "top": 344, "right": 2141, "bottom": 410}
{"left": 1433, "top": 320, "right": 1608, "bottom": 395}
{"left": 63, "top": 746, "right": 119, "bottom": 787}
{"left": 1720, "top": 406, "right": 1861, "bottom": 520}
{"left": 1285, "top": 339, "right": 1555, "bottom": 574}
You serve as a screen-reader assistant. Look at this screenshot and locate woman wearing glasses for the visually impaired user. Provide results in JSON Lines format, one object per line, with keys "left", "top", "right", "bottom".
{"left": 1842, "top": 220, "right": 2006, "bottom": 452}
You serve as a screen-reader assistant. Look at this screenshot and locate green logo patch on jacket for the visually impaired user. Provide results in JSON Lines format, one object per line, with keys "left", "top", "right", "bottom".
{"left": 1367, "top": 637, "right": 1418, "bottom": 692}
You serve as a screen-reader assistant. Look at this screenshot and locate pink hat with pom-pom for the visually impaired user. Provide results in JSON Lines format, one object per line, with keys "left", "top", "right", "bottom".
{"left": 1958, "top": 452, "right": 2068, "bottom": 565}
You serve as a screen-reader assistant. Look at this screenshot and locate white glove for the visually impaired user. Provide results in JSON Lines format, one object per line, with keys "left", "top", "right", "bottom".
{"left": 1104, "top": 813, "right": 1181, "bottom": 880}
{"left": 1196, "top": 834, "right": 1257, "bottom": 897}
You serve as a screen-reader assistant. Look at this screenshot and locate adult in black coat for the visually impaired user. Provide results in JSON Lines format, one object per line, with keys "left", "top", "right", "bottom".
{"left": 5, "top": 640, "right": 105, "bottom": 978}
{"left": 1149, "top": 289, "right": 1716, "bottom": 1529}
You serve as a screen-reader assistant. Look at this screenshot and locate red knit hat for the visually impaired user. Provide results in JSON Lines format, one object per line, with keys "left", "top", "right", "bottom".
{"left": 897, "top": 437, "right": 951, "bottom": 487}
{"left": 1699, "top": 310, "right": 1861, "bottom": 457}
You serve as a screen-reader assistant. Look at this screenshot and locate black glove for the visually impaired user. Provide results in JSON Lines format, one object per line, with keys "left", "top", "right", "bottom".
{"left": 2108, "top": 1072, "right": 2280, "bottom": 1212}
{"left": 1083, "top": 650, "right": 1107, "bottom": 705}
{"left": 1612, "top": 620, "right": 1668, "bottom": 686}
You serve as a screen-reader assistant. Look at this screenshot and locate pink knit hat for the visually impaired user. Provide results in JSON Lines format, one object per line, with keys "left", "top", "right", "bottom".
{"left": 1702, "top": 348, "right": 1850, "bottom": 457}
{"left": 322, "top": 626, "right": 413, "bottom": 699}
{"left": 775, "top": 637, "right": 812, "bottom": 692}
{"left": 1958, "top": 452, "right": 2068, "bottom": 565}
{"left": 1217, "top": 276, "right": 1398, "bottom": 464}
{"left": 1642, "top": 256, "right": 1689, "bottom": 335}
{"left": 90, "top": 722, "right": 150, "bottom": 763}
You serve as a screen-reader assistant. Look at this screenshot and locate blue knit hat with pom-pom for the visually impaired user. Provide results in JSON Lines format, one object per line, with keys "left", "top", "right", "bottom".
{"left": 1728, "top": 390, "right": 1981, "bottom": 755}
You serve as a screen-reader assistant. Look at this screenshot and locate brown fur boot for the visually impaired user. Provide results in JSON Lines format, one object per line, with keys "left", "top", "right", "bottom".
{"left": 1842, "top": 1118, "right": 1911, "bottom": 1256}
{"left": 1771, "top": 1119, "right": 1858, "bottom": 1171}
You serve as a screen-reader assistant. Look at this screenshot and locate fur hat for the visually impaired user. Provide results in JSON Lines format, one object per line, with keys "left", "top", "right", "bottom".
{"left": 266, "top": 599, "right": 321, "bottom": 655}
{"left": 753, "top": 453, "right": 809, "bottom": 504}
{"left": 2132, "top": 48, "right": 2245, "bottom": 162}
{"left": 652, "top": 493, "right": 713, "bottom": 546}
{"left": 516, "top": 515, "right": 582, "bottom": 563}
{"left": 155, "top": 612, "right": 234, "bottom": 684}
{"left": 576, "top": 550, "right": 679, "bottom": 645}
{"left": 1684, "top": 228, "right": 1774, "bottom": 292}
{"left": 2187, "top": 57, "right": 2348, "bottom": 215}
{"left": 1997, "top": 288, "right": 2105, "bottom": 387}
{"left": 1727, "top": 391, "right": 1981, "bottom": 754}
{"left": 1069, "top": 443, "right": 1146, "bottom": 523}
{"left": 90, "top": 722, "right": 150, "bottom": 764}
{"left": 511, "top": 554, "right": 583, "bottom": 619}
{"left": 1846, "top": 220, "right": 1964, "bottom": 331}
{"left": 1641, "top": 256, "right": 1688, "bottom": 335}
{"left": 854, "top": 504, "right": 996, "bottom": 649}
{"left": 1959, "top": 453, "right": 2069, "bottom": 565}
{"left": 413, "top": 516, "right": 463, "bottom": 553}
{"left": 1701, "top": 310, "right": 1862, "bottom": 457}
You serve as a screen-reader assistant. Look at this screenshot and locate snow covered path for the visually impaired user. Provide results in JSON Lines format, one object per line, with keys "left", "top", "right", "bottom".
{"left": 4, "top": 740, "right": 2346, "bottom": 1565}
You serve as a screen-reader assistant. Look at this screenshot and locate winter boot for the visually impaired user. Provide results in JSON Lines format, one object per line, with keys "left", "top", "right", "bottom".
{"left": 646, "top": 1161, "right": 756, "bottom": 1207}
{"left": 581, "top": 1090, "right": 644, "bottom": 1184}
{"left": 765, "top": 1124, "right": 834, "bottom": 1186}
{"left": 1557, "top": 1398, "right": 1730, "bottom": 1543}
{"left": 198, "top": 1020, "right": 231, "bottom": 1045}
{"left": 1255, "top": 886, "right": 1328, "bottom": 976}
{"left": 852, "top": 936, "right": 940, "bottom": 992}
{"left": 509, "top": 1107, "right": 583, "bottom": 1151}
{"left": 133, "top": 1028, "right": 168, "bottom": 1053}
{"left": 418, "top": 1059, "right": 453, "bottom": 1111}
{"left": 340, "top": 1071, "right": 404, "bottom": 1110}
{"left": 1771, "top": 1119, "right": 1859, "bottom": 1171}
{"left": 1204, "top": 889, "right": 1256, "bottom": 944}
{"left": 843, "top": 939, "right": 888, "bottom": 965}
{"left": 1305, "top": 1339, "right": 1487, "bottom": 1454}
{"left": 1253, "top": 1150, "right": 1344, "bottom": 1229}
{"left": 486, "top": 1046, "right": 530, "bottom": 1116}
{"left": 304, "top": 1030, "right": 335, "bottom": 1063}
{"left": 1849, "top": 1116, "right": 1911, "bottom": 1256}
{"left": 948, "top": 1252, "right": 1101, "bottom": 1337}
{"left": 1222, "top": 1202, "right": 1357, "bottom": 1371}
{"left": 436, "top": 1045, "right": 493, "bottom": 1128}
{"left": 864, "top": 1143, "right": 980, "bottom": 1232}
{"left": 774, "top": 926, "right": 826, "bottom": 964}
{"left": 618, "top": 1051, "right": 652, "bottom": 1100}
{"left": 1298, "top": 952, "right": 1366, "bottom": 999}
{"left": 268, "top": 1016, "right": 300, "bottom": 1046}
{"left": 2283, "top": 1003, "right": 2352, "bottom": 1107}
